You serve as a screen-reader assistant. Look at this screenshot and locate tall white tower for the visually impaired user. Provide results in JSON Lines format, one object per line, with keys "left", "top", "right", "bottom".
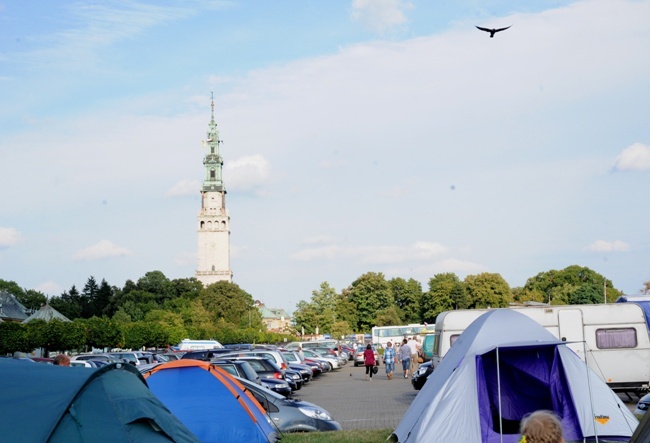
{"left": 195, "top": 93, "right": 233, "bottom": 285}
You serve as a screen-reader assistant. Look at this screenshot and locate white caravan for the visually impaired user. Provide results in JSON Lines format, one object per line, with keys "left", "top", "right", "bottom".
{"left": 432, "top": 303, "right": 650, "bottom": 393}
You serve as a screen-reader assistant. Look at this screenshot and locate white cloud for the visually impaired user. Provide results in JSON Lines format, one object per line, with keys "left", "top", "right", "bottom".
{"left": 351, "top": 0, "right": 412, "bottom": 33}
{"left": 167, "top": 179, "right": 200, "bottom": 197}
{"left": 586, "top": 240, "right": 630, "bottom": 252}
{"left": 291, "top": 245, "right": 342, "bottom": 261}
{"left": 613, "top": 143, "right": 650, "bottom": 171}
{"left": 291, "top": 241, "right": 447, "bottom": 264}
{"left": 224, "top": 155, "right": 272, "bottom": 193}
{"left": 0, "top": 227, "right": 21, "bottom": 248}
{"left": 35, "top": 281, "right": 63, "bottom": 297}
{"left": 73, "top": 240, "right": 133, "bottom": 261}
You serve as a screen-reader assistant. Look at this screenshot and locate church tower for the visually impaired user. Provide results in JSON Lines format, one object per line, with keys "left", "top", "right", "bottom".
{"left": 195, "top": 93, "right": 233, "bottom": 285}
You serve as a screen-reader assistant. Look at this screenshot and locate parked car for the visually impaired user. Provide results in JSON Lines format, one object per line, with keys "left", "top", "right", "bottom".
{"left": 259, "top": 378, "right": 293, "bottom": 397}
{"left": 288, "top": 364, "right": 313, "bottom": 383}
{"left": 311, "top": 347, "right": 347, "bottom": 366}
{"left": 302, "top": 349, "right": 340, "bottom": 370}
{"left": 353, "top": 345, "right": 379, "bottom": 367}
{"left": 180, "top": 349, "right": 232, "bottom": 361}
{"left": 284, "top": 369, "right": 303, "bottom": 391}
{"left": 216, "top": 356, "right": 285, "bottom": 380}
{"left": 72, "top": 353, "right": 124, "bottom": 364}
{"left": 213, "top": 360, "right": 261, "bottom": 385}
{"left": 108, "top": 351, "right": 150, "bottom": 366}
{"left": 634, "top": 393, "right": 650, "bottom": 419}
{"left": 69, "top": 360, "right": 100, "bottom": 368}
{"left": 236, "top": 377, "right": 342, "bottom": 432}
{"left": 219, "top": 350, "right": 291, "bottom": 371}
{"left": 411, "top": 361, "right": 433, "bottom": 390}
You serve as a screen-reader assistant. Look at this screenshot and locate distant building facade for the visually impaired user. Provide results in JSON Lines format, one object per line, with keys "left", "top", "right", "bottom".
{"left": 195, "top": 94, "right": 233, "bottom": 286}
{"left": 257, "top": 302, "right": 291, "bottom": 333}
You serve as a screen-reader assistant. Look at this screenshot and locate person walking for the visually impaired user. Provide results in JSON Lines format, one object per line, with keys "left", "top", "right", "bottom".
{"left": 363, "top": 344, "right": 376, "bottom": 381}
{"left": 407, "top": 336, "right": 420, "bottom": 378}
{"left": 383, "top": 341, "right": 396, "bottom": 380}
{"left": 398, "top": 338, "right": 411, "bottom": 378}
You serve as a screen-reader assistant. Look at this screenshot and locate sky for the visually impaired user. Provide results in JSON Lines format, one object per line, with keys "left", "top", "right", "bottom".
{"left": 1, "top": 0, "right": 649, "bottom": 314}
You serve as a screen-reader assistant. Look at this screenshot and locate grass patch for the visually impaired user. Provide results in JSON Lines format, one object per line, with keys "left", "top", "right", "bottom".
{"left": 280, "top": 429, "right": 393, "bottom": 443}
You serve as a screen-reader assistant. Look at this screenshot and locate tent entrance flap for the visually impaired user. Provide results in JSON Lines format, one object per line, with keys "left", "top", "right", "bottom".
{"left": 476, "top": 345, "right": 583, "bottom": 442}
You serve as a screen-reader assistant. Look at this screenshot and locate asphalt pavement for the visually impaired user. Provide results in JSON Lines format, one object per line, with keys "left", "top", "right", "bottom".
{"left": 294, "top": 361, "right": 418, "bottom": 430}
{"left": 292, "top": 360, "right": 640, "bottom": 431}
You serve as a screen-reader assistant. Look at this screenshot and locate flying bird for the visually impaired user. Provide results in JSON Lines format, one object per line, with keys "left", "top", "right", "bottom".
{"left": 476, "top": 25, "right": 511, "bottom": 38}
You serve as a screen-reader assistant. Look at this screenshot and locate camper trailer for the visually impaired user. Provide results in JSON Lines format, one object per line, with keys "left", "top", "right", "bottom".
{"left": 432, "top": 303, "right": 650, "bottom": 393}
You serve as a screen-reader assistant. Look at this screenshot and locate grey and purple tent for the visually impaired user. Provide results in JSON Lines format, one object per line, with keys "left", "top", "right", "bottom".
{"left": 392, "top": 309, "right": 638, "bottom": 442}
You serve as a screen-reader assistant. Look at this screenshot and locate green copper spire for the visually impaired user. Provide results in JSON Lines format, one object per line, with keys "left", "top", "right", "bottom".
{"left": 202, "top": 91, "right": 225, "bottom": 192}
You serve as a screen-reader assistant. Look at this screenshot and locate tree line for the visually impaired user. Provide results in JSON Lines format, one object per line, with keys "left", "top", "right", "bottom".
{"left": 1, "top": 265, "right": 647, "bottom": 356}
{"left": 292, "top": 265, "right": 641, "bottom": 338}
{"left": 0, "top": 271, "right": 292, "bottom": 356}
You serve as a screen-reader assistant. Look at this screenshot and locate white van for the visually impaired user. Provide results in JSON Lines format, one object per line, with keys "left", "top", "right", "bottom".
{"left": 432, "top": 303, "right": 650, "bottom": 393}
{"left": 176, "top": 339, "right": 223, "bottom": 351}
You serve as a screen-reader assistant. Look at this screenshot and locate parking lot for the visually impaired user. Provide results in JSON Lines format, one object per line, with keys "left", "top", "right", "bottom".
{"left": 292, "top": 361, "right": 640, "bottom": 431}
{"left": 294, "top": 362, "right": 418, "bottom": 430}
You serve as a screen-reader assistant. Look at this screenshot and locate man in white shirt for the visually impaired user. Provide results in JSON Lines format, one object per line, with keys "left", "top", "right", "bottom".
{"left": 407, "top": 336, "right": 421, "bottom": 376}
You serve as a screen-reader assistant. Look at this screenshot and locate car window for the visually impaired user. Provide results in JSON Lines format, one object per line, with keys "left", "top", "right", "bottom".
{"left": 218, "top": 364, "right": 237, "bottom": 377}
{"left": 240, "top": 362, "right": 259, "bottom": 381}
{"left": 246, "top": 360, "right": 265, "bottom": 371}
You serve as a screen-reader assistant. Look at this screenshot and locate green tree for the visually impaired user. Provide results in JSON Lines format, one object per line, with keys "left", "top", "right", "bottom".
{"left": 330, "top": 321, "right": 352, "bottom": 340}
{"left": 91, "top": 279, "right": 113, "bottom": 318}
{"left": 523, "top": 265, "right": 619, "bottom": 305}
{"left": 138, "top": 271, "right": 175, "bottom": 304}
{"left": 0, "top": 279, "right": 24, "bottom": 298}
{"left": 0, "top": 322, "right": 34, "bottom": 355}
{"left": 465, "top": 273, "right": 512, "bottom": 308}
{"left": 421, "top": 273, "right": 465, "bottom": 323}
{"left": 49, "top": 285, "right": 82, "bottom": 320}
{"left": 40, "top": 319, "right": 85, "bottom": 354}
{"left": 171, "top": 277, "right": 203, "bottom": 300}
{"left": 17, "top": 289, "right": 47, "bottom": 314}
{"left": 390, "top": 277, "right": 422, "bottom": 324}
{"left": 144, "top": 309, "right": 187, "bottom": 345}
{"left": 200, "top": 281, "right": 261, "bottom": 329}
{"left": 292, "top": 300, "right": 319, "bottom": 336}
{"left": 334, "top": 292, "right": 359, "bottom": 332}
{"left": 346, "top": 272, "right": 393, "bottom": 331}
{"left": 375, "top": 305, "right": 403, "bottom": 326}
{"left": 81, "top": 276, "right": 99, "bottom": 318}
{"left": 84, "top": 317, "right": 122, "bottom": 350}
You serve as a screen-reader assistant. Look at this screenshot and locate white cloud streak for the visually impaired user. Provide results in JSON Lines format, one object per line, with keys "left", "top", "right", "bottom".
{"left": 0, "top": 227, "right": 21, "bottom": 248}
{"left": 73, "top": 240, "right": 133, "bottom": 261}
{"left": 351, "top": 0, "right": 412, "bottom": 33}
{"left": 586, "top": 240, "right": 630, "bottom": 253}
{"left": 613, "top": 143, "right": 650, "bottom": 172}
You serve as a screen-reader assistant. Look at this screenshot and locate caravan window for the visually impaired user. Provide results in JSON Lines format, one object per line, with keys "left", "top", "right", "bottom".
{"left": 595, "top": 328, "right": 637, "bottom": 349}
{"left": 450, "top": 334, "right": 460, "bottom": 348}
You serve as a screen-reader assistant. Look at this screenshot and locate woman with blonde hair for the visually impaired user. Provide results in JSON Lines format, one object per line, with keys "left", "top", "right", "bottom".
{"left": 519, "top": 410, "right": 564, "bottom": 443}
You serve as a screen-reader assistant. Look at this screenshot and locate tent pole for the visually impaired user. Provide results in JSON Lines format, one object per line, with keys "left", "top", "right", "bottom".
{"left": 582, "top": 340, "right": 599, "bottom": 443}
{"left": 496, "top": 346, "right": 504, "bottom": 443}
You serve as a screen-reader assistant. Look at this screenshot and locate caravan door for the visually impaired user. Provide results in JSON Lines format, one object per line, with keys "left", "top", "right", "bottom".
{"left": 558, "top": 309, "right": 585, "bottom": 361}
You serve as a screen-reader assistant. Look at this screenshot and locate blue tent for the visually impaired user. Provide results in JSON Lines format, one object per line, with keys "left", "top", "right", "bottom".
{"left": 144, "top": 360, "right": 278, "bottom": 443}
{"left": 393, "top": 309, "right": 638, "bottom": 442}
{"left": 0, "top": 358, "right": 199, "bottom": 442}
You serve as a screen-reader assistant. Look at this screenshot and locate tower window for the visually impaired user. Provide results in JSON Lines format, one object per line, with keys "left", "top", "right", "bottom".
{"left": 210, "top": 170, "right": 215, "bottom": 179}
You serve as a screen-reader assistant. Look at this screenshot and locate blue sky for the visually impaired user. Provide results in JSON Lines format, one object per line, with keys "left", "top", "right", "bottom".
{"left": 1, "top": 0, "right": 649, "bottom": 313}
